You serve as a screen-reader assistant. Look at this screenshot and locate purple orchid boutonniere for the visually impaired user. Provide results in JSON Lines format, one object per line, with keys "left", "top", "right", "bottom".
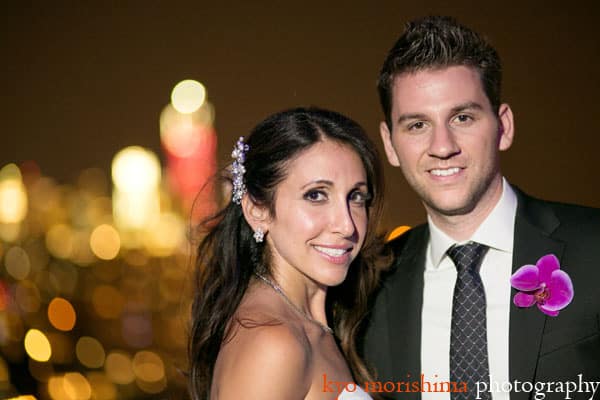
{"left": 510, "top": 254, "right": 574, "bottom": 317}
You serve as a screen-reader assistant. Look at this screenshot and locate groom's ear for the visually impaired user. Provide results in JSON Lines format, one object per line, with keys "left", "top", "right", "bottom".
{"left": 241, "top": 194, "right": 270, "bottom": 231}
{"left": 380, "top": 121, "right": 401, "bottom": 166}
{"left": 497, "top": 103, "right": 515, "bottom": 152}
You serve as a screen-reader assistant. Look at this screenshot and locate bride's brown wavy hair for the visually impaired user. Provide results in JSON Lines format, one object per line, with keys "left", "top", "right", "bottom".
{"left": 188, "top": 107, "right": 385, "bottom": 399}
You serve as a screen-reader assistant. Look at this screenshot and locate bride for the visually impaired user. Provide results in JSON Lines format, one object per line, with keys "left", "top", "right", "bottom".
{"left": 188, "top": 108, "right": 384, "bottom": 399}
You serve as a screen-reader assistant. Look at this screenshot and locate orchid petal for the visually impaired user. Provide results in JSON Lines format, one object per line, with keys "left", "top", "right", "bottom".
{"left": 543, "top": 270, "right": 575, "bottom": 311}
{"left": 513, "top": 292, "right": 536, "bottom": 308}
{"left": 538, "top": 303, "right": 560, "bottom": 317}
{"left": 510, "top": 265, "right": 540, "bottom": 291}
{"left": 537, "top": 254, "right": 560, "bottom": 284}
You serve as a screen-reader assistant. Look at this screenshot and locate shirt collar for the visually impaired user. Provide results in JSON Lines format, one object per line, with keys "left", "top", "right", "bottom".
{"left": 428, "top": 178, "right": 517, "bottom": 268}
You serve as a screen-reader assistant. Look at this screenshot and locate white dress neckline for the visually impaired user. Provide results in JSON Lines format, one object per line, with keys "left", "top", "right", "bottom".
{"left": 336, "top": 384, "right": 373, "bottom": 399}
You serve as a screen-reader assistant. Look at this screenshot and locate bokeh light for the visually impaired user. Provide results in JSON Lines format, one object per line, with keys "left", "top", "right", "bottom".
{"left": 90, "top": 224, "right": 121, "bottom": 260}
{"left": 132, "top": 350, "right": 168, "bottom": 393}
{"left": 0, "top": 163, "right": 28, "bottom": 224}
{"left": 48, "top": 297, "right": 77, "bottom": 331}
{"left": 104, "top": 351, "right": 135, "bottom": 385}
{"left": 63, "top": 372, "right": 92, "bottom": 400}
{"left": 386, "top": 225, "right": 411, "bottom": 241}
{"left": 111, "top": 147, "right": 161, "bottom": 194}
{"left": 46, "top": 224, "right": 74, "bottom": 259}
{"left": 122, "top": 312, "right": 153, "bottom": 348}
{"left": 86, "top": 372, "right": 116, "bottom": 400}
{"left": 76, "top": 336, "right": 105, "bottom": 369}
{"left": 111, "top": 147, "right": 161, "bottom": 233}
{"left": 170, "top": 79, "right": 206, "bottom": 113}
{"left": 132, "top": 350, "right": 165, "bottom": 383}
{"left": 143, "top": 212, "right": 185, "bottom": 257}
{"left": 24, "top": 329, "right": 52, "bottom": 362}
{"left": 48, "top": 375, "right": 68, "bottom": 399}
{"left": 0, "top": 81, "right": 210, "bottom": 398}
{"left": 5, "top": 245, "right": 31, "bottom": 280}
{"left": 159, "top": 104, "right": 202, "bottom": 157}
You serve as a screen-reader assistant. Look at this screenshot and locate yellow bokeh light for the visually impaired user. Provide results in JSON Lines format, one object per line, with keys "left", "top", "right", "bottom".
{"left": 48, "top": 376, "right": 68, "bottom": 399}
{"left": 104, "top": 351, "right": 135, "bottom": 385}
{"left": 90, "top": 224, "right": 120, "bottom": 260}
{"left": 144, "top": 212, "right": 185, "bottom": 257}
{"left": 63, "top": 372, "right": 92, "bottom": 400}
{"left": 111, "top": 147, "right": 161, "bottom": 194}
{"left": 46, "top": 224, "right": 74, "bottom": 259}
{"left": 170, "top": 79, "right": 206, "bottom": 113}
{"left": 48, "top": 297, "right": 77, "bottom": 331}
{"left": 0, "top": 164, "right": 28, "bottom": 224}
{"left": 0, "top": 222, "right": 21, "bottom": 242}
{"left": 5, "top": 246, "right": 31, "bottom": 280}
{"left": 86, "top": 372, "right": 116, "bottom": 400}
{"left": 76, "top": 336, "right": 105, "bottom": 369}
{"left": 24, "top": 329, "right": 52, "bottom": 362}
{"left": 112, "top": 147, "right": 161, "bottom": 232}
{"left": 136, "top": 377, "right": 167, "bottom": 394}
{"left": 113, "top": 190, "right": 160, "bottom": 233}
{"left": 132, "top": 351, "right": 165, "bottom": 383}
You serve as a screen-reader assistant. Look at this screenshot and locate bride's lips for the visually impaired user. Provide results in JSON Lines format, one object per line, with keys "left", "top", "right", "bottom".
{"left": 312, "top": 245, "right": 353, "bottom": 264}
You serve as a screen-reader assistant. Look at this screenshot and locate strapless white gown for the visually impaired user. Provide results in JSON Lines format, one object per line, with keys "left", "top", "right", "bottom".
{"left": 337, "top": 384, "right": 373, "bottom": 399}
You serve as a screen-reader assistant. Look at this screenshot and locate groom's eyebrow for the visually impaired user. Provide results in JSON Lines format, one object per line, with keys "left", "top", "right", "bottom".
{"left": 396, "top": 112, "right": 427, "bottom": 124}
{"left": 451, "top": 101, "right": 484, "bottom": 114}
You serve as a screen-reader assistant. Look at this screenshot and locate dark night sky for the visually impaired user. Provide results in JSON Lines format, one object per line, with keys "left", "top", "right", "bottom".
{"left": 3, "top": 1, "right": 599, "bottom": 229}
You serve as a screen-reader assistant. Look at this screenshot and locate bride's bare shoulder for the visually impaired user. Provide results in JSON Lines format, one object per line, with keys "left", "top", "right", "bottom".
{"left": 211, "top": 289, "right": 312, "bottom": 399}
{"left": 213, "top": 317, "right": 312, "bottom": 399}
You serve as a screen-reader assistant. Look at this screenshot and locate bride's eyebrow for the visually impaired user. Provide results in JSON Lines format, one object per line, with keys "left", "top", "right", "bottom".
{"left": 300, "top": 179, "right": 333, "bottom": 189}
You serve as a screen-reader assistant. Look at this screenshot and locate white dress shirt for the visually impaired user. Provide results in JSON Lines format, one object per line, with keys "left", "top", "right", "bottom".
{"left": 421, "top": 179, "right": 517, "bottom": 400}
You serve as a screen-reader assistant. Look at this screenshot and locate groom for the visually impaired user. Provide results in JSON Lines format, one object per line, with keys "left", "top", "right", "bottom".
{"left": 362, "top": 16, "right": 600, "bottom": 400}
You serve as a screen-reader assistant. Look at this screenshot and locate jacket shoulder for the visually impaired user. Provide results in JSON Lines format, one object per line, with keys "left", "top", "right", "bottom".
{"left": 385, "top": 223, "right": 428, "bottom": 255}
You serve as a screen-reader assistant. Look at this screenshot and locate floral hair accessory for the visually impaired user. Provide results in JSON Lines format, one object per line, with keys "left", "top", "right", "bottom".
{"left": 510, "top": 254, "right": 574, "bottom": 317}
{"left": 231, "top": 136, "right": 249, "bottom": 204}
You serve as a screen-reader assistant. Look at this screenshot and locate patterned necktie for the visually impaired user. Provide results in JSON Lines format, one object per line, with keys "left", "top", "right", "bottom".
{"left": 447, "top": 242, "right": 491, "bottom": 400}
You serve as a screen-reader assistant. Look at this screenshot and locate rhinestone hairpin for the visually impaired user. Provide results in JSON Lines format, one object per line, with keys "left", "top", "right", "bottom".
{"left": 231, "top": 136, "right": 249, "bottom": 204}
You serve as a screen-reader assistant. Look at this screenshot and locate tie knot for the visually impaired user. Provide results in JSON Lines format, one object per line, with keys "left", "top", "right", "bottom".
{"left": 447, "top": 241, "right": 488, "bottom": 273}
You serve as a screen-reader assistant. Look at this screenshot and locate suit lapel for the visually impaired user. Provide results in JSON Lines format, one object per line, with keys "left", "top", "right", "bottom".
{"left": 387, "top": 226, "right": 428, "bottom": 396}
{"left": 509, "top": 190, "right": 564, "bottom": 398}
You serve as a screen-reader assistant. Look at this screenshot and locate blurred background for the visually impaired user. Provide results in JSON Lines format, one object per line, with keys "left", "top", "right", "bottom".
{"left": 1, "top": 1, "right": 599, "bottom": 399}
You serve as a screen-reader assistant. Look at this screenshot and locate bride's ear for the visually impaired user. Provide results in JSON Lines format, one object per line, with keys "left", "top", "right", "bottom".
{"left": 241, "top": 194, "right": 270, "bottom": 233}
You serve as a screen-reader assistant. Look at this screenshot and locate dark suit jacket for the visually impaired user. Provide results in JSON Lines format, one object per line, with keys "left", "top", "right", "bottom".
{"left": 362, "top": 189, "right": 600, "bottom": 399}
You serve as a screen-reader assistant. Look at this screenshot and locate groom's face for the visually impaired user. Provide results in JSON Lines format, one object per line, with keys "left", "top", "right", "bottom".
{"left": 380, "top": 65, "right": 514, "bottom": 218}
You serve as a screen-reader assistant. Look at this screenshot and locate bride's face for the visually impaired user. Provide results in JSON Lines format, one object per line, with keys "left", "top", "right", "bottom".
{"left": 264, "top": 139, "right": 369, "bottom": 288}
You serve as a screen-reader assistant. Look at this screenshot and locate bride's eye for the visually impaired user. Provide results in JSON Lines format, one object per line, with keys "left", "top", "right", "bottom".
{"left": 303, "top": 189, "right": 327, "bottom": 202}
{"left": 349, "top": 190, "right": 372, "bottom": 206}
